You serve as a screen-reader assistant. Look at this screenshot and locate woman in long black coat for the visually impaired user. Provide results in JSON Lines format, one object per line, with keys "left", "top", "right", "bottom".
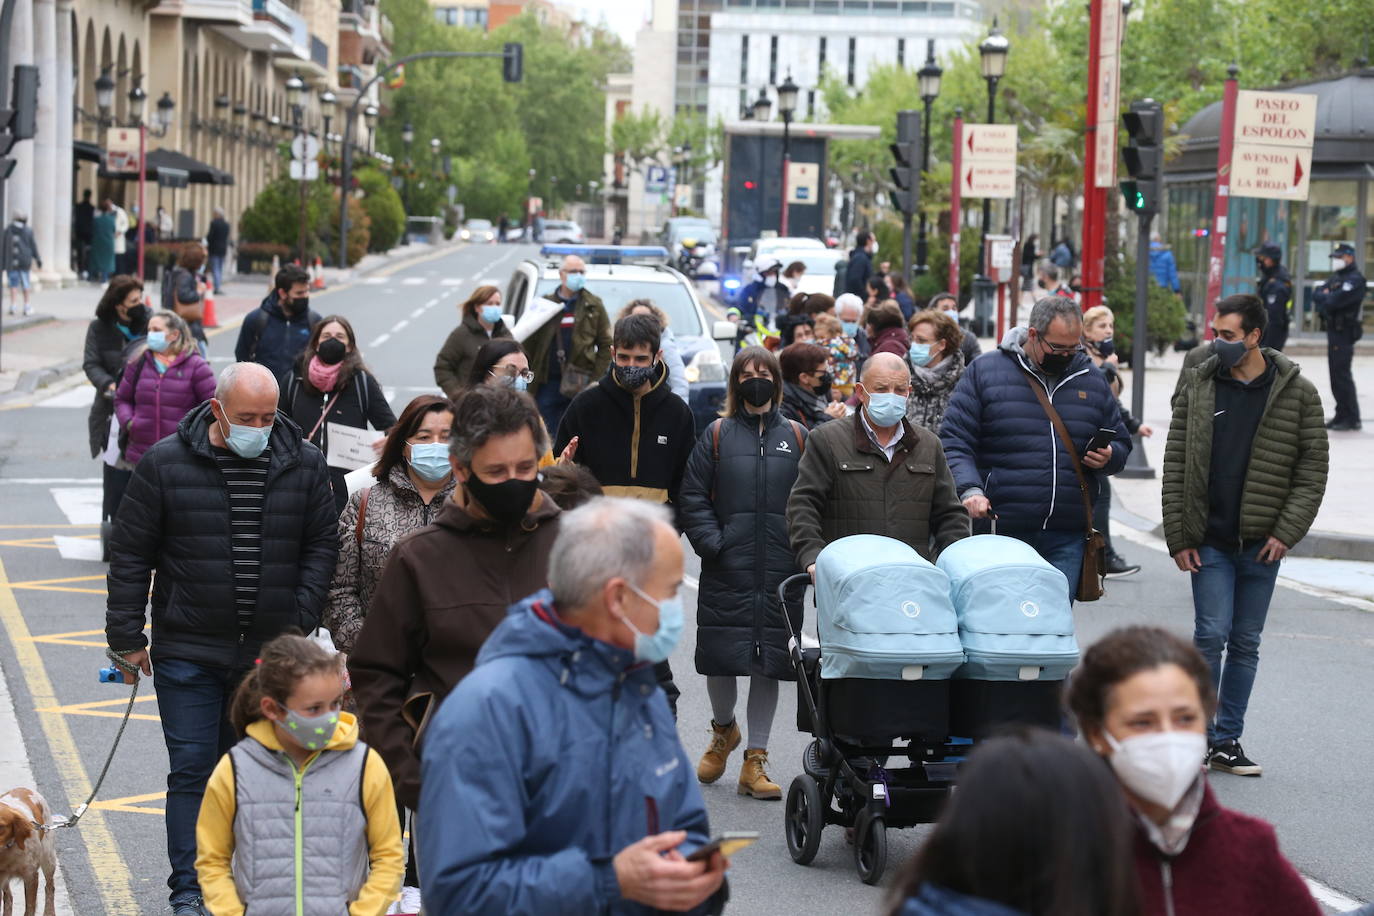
{"left": 679, "top": 346, "right": 806, "bottom": 801}
{"left": 83, "top": 276, "right": 149, "bottom": 555}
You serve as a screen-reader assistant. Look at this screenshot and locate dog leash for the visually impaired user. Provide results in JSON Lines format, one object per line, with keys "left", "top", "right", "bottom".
{"left": 31, "top": 651, "right": 141, "bottom": 832}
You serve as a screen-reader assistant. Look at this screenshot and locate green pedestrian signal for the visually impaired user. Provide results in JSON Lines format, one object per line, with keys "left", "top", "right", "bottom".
{"left": 1119, "top": 179, "right": 1145, "bottom": 212}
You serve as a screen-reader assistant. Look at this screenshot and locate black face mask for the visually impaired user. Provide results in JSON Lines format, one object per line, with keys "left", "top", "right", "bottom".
{"left": 1039, "top": 351, "right": 1074, "bottom": 377}
{"left": 813, "top": 371, "right": 833, "bottom": 399}
{"left": 283, "top": 294, "right": 309, "bottom": 314}
{"left": 465, "top": 471, "right": 538, "bottom": 526}
{"left": 739, "top": 377, "right": 775, "bottom": 408}
{"left": 316, "top": 338, "right": 347, "bottom": 366}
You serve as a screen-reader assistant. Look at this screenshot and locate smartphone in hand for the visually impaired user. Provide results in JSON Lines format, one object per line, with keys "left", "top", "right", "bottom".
{"left": 685, "top": 831, "right": 760, "bottom": 862}
{"left": 1084, "top": 427, "right": 1116, "bottom": 456}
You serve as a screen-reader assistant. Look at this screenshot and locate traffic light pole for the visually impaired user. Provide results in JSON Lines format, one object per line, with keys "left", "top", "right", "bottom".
{"left": 335, "top": 46, "right": 520, "bottom": 271}
{"left": 1119, "top": 207, "right": 1156, "bottom": 478}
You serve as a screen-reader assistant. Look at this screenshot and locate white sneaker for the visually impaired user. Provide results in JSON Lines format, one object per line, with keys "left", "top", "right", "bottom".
{"left": 23, "top": 304, "right": 33, "bottom": 316}
{"left": 398, "top": 886, "right": 422, "bottom": 914}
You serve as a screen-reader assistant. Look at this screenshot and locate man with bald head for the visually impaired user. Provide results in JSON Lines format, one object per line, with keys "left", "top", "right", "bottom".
{"left": 524, "top": 253, "right": 613, "bottom": 432}
{"left": 787, "top": 351, "right": 969, "bottom": 574}
{"left": 106, "top": 361, "right": 337, "bottom": 916}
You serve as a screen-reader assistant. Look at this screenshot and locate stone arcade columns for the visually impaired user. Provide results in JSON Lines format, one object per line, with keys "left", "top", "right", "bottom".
{"left": 31, "top": 0, "right": 61, "bottom": 286}
{"left": 54, "top": 0, "right": 74, "bottom": 284}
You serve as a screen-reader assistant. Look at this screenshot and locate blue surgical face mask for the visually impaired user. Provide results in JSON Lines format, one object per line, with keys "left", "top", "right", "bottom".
{"left": 408, "top": 441, "right": 453, "bottom": 483}
{"left": 564, "top": 272, "right": 585, "bottom": 293}
{"left": 908, "top": 342, "right": 933, "bottom": 367}
{"left": 215, "top": 400, "right": 272, "bottom": 459}
{"left": 615, "top": 583, "right": 685, "bottom": 664}
{"left": 275, "top": 702, "right": 340, "bottom": 752}
{"left": 480, "top": 304, "right": 503, "bottom": 325}
{"left": 841, "top": 320, "right": 860, "bottom": 338}
{"left": 146, "top": 330, "right": 169, "bottom": 353}
{"left": 865, "top": 391, "right": 907, "bottom": 427}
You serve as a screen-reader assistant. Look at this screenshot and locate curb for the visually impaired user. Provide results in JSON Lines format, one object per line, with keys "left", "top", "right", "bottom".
{"left": 1112, "top": 506, "right": 1374, "bottom": 563}
{"left": 15, "top": 357, "right": 83, "bottom": 394}
{"left": 0, "top": 313, "right": 55, "bottom": 335}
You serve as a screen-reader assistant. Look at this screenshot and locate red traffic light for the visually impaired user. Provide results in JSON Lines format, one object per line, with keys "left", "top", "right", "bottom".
{"left": 743, "top": 180, "right": 756, "bottom": 190}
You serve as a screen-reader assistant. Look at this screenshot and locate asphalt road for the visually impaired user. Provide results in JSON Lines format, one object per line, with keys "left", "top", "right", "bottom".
{"left": 0, "top": 241, "right": 1368, "bottom": 914}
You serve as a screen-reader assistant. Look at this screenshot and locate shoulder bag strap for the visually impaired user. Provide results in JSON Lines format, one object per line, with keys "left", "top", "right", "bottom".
{"left": 788, "top": 419, "right": 806, "bottom": 454}
{"left": 1020, "top": 369, "right": 1095, "bottom": 534}
{"left": 307, "top": 391, "right": 341, "bottom": 444}
{"left": 355, "top": 486, "right": 371, "bottom": 552}
{"left": 709, "top": 418, "right": 724, "bottom": 501}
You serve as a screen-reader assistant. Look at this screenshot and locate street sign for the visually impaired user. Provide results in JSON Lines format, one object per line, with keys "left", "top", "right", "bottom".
{"left": 645, "top": 165, "right": 668, "bottom": 194}
{"left": 289, "top": 159, "right": 319, "bottom": 181}
{"left": 674, "top": 184, "right": 692, "bottom": 207}
{"left": 291, "top": 134, "right": 321, "bottom": 161}
{"left": 787, "top": 161, "right": 819, "bottom": 204}
{"left": 1228, "top": 90, "right": 1317, "bottom": 201}
{"left": 105, "top": 127, "right": 139, "bottom": 173}
{"left": 1093, "top": 0, "right": 1124, "bottom": 188}
{"left": 959, "top": 124, "right": 1017, "bottom": 198}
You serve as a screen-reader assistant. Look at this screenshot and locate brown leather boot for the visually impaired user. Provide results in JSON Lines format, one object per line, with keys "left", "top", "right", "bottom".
{"left": 737, "top": 748, "right": 781, "bottom": 799}
{"left": 696, "top": 719, "right": 741, "bottom": 784}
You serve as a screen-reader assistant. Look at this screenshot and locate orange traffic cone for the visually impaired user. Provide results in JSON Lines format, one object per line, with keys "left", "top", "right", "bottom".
{"left": 312, "top": 257, "right": 326, "bottom": 290}
{"left": 202, "top": 286, "right": 218, "bottom": 328}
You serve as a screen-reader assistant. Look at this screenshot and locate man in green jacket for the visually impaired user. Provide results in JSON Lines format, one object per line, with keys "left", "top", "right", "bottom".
{"left": 524, "top": 254, "right": 612, "bottom": 433}
{"left": 1163, "top": 293, "right": 1328, "bottom": 779}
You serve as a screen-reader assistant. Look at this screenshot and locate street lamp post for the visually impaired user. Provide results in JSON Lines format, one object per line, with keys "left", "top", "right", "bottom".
{"left": 362, "top": 105, "right": 378, "bottom": 157}
{"left": 401, "top": 121, "right": 414, "bottom": 215}
{"left": 320, "top": 89, "right": 336, "bottom": 183}
{"left": 776, "top": 73, "right": 798, "bottom": 237}
{"left": 916, "top": 39, "right": 942, "bottom": 275}
{"left": 973, "top": 20, "right": 1008, "bottom": 336}
{"left": 286, "top": 72, "right": 307, "bottom": 266}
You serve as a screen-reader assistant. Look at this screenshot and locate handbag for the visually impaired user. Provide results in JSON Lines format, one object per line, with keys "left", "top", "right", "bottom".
{"left": 556, "top": 343, "right": 594, "bottom": 399}
{"left": 1020, "top": 370, "right": 1106, "bottom": 602}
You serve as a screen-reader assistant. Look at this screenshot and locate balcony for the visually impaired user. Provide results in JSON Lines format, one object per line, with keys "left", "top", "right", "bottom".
{"left": 339, "top": 0, "right": 393, "bottom": 60}
{"left": 172, "top": 0, "right": 308, "bottom": 57}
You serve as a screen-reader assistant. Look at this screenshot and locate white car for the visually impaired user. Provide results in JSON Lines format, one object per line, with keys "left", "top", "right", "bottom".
{"left": 744, "top": 236, "right": 829, "bottom": 277}
{"left": 543, "top": 220, "right": 585, "bottom": 244}
{"left": 460, "top": 219, "right": 496, "bottom": 243}
{"left": 769, "top": 248, "right": 846, "bottom": 296}
{"left": 504, "top": 246, "right": 736, "bottom": 428}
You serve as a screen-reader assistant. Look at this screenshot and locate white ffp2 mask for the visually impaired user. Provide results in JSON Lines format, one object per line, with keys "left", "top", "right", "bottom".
{"left": 1103, "top": 730, "right": 1207, "bottom": 810}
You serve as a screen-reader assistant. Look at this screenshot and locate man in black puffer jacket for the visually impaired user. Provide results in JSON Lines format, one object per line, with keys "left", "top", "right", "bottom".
{"left": 105, "top": 361, "right": 337, "bottom": 916}
{"left": 234, "top": 264, "right": 321, "bottom": 381}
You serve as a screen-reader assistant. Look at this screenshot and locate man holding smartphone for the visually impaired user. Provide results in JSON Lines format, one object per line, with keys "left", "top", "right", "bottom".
{"left": 1164, "top": 293, "right": 1328, "bottom": 778}
{"left": 941, "top": 297, "right": 1131, "bottom": 601}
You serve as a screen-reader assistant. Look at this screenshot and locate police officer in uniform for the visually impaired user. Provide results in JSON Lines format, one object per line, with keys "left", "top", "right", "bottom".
{"left": 1255, "top": 243, "right": 1293, "bottom": 351}
{"left": 1314, "top": 242, "right": 1366, "bottom": 431}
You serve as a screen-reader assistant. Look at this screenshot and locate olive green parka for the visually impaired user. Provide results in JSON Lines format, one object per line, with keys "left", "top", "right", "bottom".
{"left": 1163, "top": 349, "right": 1328, "bottom": 554}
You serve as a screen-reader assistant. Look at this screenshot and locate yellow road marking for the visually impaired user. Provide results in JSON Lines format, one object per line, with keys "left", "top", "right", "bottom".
{"left": 37, "top": 695, "right": 161, "bottom": 722}
{"left": 11, "top": 575, "right": 106, "bottom": 587}
{"left": 27, "top": 625, "right": 147, "bottom": 648}
{"left": 0, "top": 537, "right": 60, "bottom": 549}
{"left": 89, "top": 791, "right": 166, "bottom": 816}
{"left": 0, "top": 557, "right": 140, "bottom": 913}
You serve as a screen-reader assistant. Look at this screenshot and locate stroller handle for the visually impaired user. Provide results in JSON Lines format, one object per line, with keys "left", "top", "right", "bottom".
{"left": 777, "top": 573, "right": 811, "bottom": 643}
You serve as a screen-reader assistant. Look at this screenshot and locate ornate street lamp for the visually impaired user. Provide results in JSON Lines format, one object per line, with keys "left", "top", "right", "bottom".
{"left": 916, "top": 39, "right": 942, "bottom": 274}
{"left": 974, "top": 19, "right": 1010, "bottom": 316}
{"left": 751, "top": 86, "right": 771, "bottom": 122}
{"left": 776, "top": 73, "right": 799, "bottom": 235}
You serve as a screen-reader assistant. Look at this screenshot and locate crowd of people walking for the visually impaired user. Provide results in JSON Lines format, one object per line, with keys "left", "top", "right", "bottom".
{"left": 69, "top": 247, "right": 1343, "bottom": 916}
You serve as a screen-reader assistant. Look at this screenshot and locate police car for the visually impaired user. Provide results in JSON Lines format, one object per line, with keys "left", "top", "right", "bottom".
{"left": 503, "top": 245, "right": 738, "bottom": 429}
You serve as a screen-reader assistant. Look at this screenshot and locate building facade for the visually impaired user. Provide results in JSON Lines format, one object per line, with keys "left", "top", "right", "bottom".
{"left": 2, "top": 0, "right": 390, "bottom": 287}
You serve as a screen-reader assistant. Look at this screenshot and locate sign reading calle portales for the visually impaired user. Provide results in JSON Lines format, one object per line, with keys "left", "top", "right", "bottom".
{"left": 959, "top": 124, "right": 1018, "bottom": 199}
{"left": 1229, "top": 90, "right": 1317, "bottom": 201}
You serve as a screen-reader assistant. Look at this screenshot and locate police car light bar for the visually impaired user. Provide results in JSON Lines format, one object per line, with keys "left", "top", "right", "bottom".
{"left": 539, "top": 245, "right": 671, "bottom": 265}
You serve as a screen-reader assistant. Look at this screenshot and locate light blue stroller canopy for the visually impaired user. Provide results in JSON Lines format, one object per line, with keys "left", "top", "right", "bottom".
{"left": 935, "top": 534, "right": 1079, "bottom": 681}
{"left": 813, "top": 535, "right": 965, "bottom": 680}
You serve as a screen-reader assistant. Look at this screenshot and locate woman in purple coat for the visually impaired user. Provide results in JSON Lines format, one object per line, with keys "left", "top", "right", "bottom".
{"left": 115, "top": 310, "right": 216, "bottom": 466}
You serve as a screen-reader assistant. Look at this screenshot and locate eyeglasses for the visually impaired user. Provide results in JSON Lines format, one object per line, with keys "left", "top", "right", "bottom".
{"left": 491, "top": 367, "right": 536, "bottom": 384}
{"left": 1042, "top": 339, "right": 1085, "bottom": 355}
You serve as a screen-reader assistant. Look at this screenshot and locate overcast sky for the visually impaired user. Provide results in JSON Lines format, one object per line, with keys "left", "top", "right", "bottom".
{"left": 564, "top": 0, "right": 652, "bottom": 46}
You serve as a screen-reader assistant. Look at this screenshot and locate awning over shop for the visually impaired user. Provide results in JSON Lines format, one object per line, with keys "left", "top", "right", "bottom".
{"left": 74, "top": 139, "right": 102, "bottom": 163}
{"left": 99, "top": 147, "right": 235, "bottom": 186}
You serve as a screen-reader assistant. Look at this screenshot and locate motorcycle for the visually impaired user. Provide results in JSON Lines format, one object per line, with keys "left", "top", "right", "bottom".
{"left": 676, "top": 237, "right": 706, "bottom": 276}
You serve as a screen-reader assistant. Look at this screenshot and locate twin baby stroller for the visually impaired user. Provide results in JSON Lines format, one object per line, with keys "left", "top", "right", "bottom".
{"left": 778, "top": 534, "right": 1079, "bottom": 884}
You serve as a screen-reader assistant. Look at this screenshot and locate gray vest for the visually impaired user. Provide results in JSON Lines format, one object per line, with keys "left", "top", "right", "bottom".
{"left": 229, "top": 738, "right": 371, "bottom": 915}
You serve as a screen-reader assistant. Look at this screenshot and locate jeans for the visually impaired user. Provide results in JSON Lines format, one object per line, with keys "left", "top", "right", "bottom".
{"left": 1004, "top": 527, "right": 1084, "bottom": 604}
{"left": 153, "top": 655, "right": 247, "bottom": 905}
{"left": 536, "top": 379, "right": 571, "bottom": 439}
{"left": 207, "top": 254, "right": 224, "bottom": 293}
{"left": 1191, "top": 542, "right": 1280, "bottom": 744}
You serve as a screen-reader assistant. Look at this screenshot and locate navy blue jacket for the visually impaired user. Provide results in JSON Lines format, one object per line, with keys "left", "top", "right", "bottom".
{"left": 940, "top": 329, "right": 1130, "bottom": 532}
{"left": 234, "top": 291, "right": 322, "bottom": 382}
{"left": 418, "top": 591, "right": 719, "bottom": 915}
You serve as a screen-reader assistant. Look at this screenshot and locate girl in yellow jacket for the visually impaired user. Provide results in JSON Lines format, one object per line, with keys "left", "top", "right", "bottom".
{"left": 196, "top": 634, "right": 404, "bottom": 916}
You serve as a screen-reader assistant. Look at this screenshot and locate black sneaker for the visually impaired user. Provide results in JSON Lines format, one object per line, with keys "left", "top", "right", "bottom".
{"left": 1329, "top": 419, "right": 1363, "bottom": 432}
{"left": 1105, "top": 553, "right": 1141, "bottom": 578}
{"left": 1209, "top": 741, "right": 1262, "bottom": 777}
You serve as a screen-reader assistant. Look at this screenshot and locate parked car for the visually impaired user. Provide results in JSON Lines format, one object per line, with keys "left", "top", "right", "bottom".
{"left": 504, "top": 245, "right": 737, "bottom": 430}
{"left": 769, "top": 248, "right": 846, "bottom": 296}
{"left": 543, "top": 220, "right": 585, "bottom": 244}
{"left": 460, "top": 219, "right": 496, "bottom": 243}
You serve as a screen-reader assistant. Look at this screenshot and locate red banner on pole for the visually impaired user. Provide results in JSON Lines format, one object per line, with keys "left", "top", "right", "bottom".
{"left": 1079, "top": 0, "right": 1107, "bottom": 312}
{"left": 1204, "top": 72, "right": 1240, "bottom": 338}
{"left": 949, "top": 114, "right": 963, "bottom": 298}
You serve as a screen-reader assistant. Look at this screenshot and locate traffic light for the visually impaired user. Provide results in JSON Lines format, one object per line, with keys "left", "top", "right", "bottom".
{"left": 503, "top": 43, "right": 524, "bottom": 83}
{"left": 1120, "top": 99, "right": 1164, "bottom": 214}
{"left": 888, "top": 109, "right": 921, "bottom": 216}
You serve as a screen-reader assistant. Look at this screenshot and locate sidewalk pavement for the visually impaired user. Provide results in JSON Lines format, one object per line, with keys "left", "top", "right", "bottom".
{"left": 0, "top": 240, "right": 456, "bottom": 401}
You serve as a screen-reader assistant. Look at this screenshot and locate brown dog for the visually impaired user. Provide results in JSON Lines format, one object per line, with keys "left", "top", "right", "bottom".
{"left": 0, "top": 788, "right": 56, "bottom": 916}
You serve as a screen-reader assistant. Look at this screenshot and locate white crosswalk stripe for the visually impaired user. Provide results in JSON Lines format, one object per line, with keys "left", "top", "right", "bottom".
{"left": 401, "top": 277, "right": 425, "bottom": 286}
{"left": 33, "top": 387, "right": 95, "bottom": 408}
{"left": 440, "top": 277, "right": 466, "bottom": 286}
{"left": 370, "top": 333, "right": 391, "bottom": 347}
{"left": 362, "top": 277, "right": 388, "bottom": 285}
{"left": 50, "top": 487, "right": 104, "bottom": 525}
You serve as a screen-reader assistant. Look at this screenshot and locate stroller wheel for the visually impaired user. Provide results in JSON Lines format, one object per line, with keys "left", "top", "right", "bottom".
{"left": 853, "top": 810, "right": 887, "bottom": 885}
{"left": 784, "top": 774, "right": 824, "bottom": 866}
